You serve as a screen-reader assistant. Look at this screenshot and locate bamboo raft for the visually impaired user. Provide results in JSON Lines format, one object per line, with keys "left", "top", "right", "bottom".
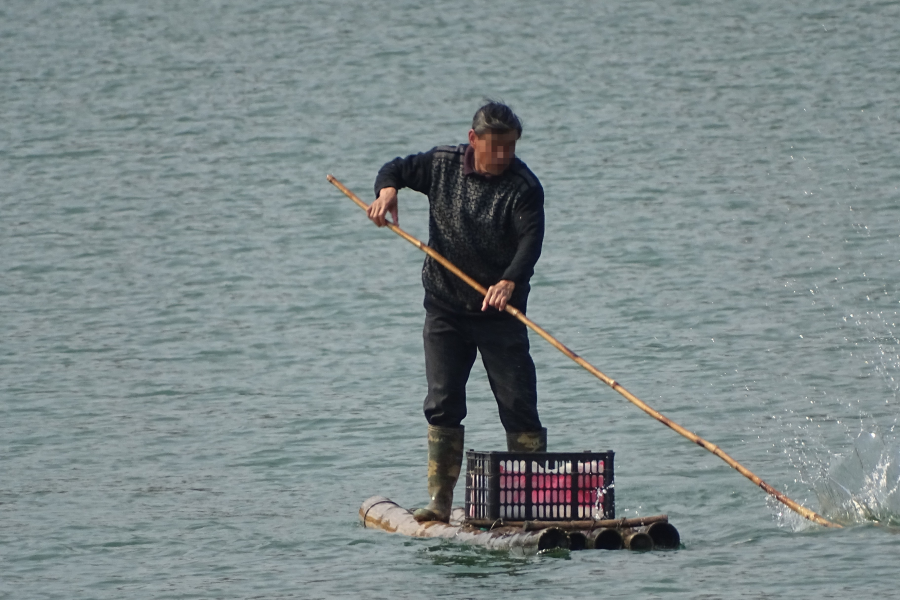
{"left": 360, "top": 496, "right": 680, "bottom": 554}
{"left": 331, "top": 176, "right": 841, "bottom": 529}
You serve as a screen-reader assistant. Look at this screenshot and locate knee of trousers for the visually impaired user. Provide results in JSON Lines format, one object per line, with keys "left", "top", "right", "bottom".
{"left": 497, "top": 403, "right": 542, "bottom": 433}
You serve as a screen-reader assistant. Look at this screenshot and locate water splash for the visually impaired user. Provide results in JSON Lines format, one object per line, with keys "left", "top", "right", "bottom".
{"left": 779, "top": 430, "right": 900, "bottom": 529}
{"left": 816, "top": 431, "right": 900, "bottom": 526}
{"left": 774, "top": 270, "right": 900, "bottom": 529}
{"left": 855, "top": 308, "right": 900, "bottom": 404}
{"left": 812, "top": 307, "right": 900, "bottom": 526}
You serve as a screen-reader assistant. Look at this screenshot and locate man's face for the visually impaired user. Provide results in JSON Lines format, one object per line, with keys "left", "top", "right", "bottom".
{"left": 468, "top": 129, "right": 518, "bottom": 176}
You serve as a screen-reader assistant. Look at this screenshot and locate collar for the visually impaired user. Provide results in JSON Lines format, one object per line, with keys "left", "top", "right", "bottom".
{"left": 463, "top": 144, "right": 497, "bottom": 179}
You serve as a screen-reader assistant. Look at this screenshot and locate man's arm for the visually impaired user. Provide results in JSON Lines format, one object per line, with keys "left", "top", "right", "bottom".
{"left": 502, "top": 187, "right": 545, "bottom": 283}
{"left": 368, "top": 150, "right": 434, "bottom": 227}
{"left": 482, "top": 187, "right": 545, "bottom": 312}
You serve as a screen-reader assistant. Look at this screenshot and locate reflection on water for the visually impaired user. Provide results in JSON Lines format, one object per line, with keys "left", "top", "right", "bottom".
{"left": 419, "top": 539, "right": 540, "bottom": 576}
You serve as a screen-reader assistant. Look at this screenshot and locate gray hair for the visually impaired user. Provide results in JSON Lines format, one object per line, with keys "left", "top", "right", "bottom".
{"left": 471, "top": 101, "right": 523, "bottom": 137}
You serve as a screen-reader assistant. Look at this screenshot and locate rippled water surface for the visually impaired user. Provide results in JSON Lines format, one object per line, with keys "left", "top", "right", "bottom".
{"left": 3, "top": 1, "right": 900, "bottom": 598}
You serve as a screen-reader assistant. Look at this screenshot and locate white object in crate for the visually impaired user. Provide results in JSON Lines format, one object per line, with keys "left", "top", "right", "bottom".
{"left": 494, "top": 458, "right": 607, "bottom": 520}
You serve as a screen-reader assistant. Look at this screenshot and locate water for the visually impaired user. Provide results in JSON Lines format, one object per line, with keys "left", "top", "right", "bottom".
{"left": 2, "top": 0, "right": 899, "bottom": 597}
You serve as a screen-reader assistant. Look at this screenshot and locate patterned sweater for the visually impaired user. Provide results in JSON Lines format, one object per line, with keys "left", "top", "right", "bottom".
{"left": 374, "top": 143, "right": 544, "bottom": 314}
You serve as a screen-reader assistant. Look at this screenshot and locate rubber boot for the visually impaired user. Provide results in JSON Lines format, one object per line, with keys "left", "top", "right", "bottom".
{"left": 413, "top": 424, "right": 465, "bottom": 523}
{"left": 506, "top": 428, "right": 547, "bottom": 452}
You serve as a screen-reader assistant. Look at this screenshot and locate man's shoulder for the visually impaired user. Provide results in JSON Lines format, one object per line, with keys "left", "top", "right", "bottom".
{"left": 431, "top": 144, "right": 466, "bottom": 161}
{"left": 505, "top": 158, "right": 542, "bottom": 193}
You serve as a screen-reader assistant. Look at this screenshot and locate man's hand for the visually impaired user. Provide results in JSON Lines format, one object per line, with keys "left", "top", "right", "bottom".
{"left": 482, "top": 280, "right": 515, "bottom": 312}
{"left": 367, "top": 187, "right": 399, "bottom": 227}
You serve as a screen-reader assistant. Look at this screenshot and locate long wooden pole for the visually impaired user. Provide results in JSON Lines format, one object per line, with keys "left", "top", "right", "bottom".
{"left": 328, "top": 175, "right": 841, "bottom": 529}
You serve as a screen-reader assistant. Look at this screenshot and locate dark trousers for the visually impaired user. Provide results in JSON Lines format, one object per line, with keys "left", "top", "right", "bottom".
{"left": 423, "top": 306, "right": 542, "bottom": 433}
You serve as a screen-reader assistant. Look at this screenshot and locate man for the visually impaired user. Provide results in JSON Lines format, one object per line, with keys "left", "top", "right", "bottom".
{"left": 367, "top": 102, "right": 546, "bottom": 523}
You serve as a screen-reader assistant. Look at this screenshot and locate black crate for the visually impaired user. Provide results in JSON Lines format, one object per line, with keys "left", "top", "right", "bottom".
{"left": 465, "top": 450, "right": 614, "bottom": 521}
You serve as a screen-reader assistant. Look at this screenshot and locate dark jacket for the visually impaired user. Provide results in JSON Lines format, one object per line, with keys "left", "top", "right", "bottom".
{"left": 374, "top": 144, "right": 544, "bottom": 314}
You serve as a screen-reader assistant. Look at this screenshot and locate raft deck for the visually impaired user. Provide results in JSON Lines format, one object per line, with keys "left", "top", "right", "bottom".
{"left": 359, "top": 496, "right": 680, "bottom": 554}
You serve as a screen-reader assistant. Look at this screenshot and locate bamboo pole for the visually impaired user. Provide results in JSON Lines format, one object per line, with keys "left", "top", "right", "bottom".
{"left": 330, "top": 175, "right": 841, "bottom": 529}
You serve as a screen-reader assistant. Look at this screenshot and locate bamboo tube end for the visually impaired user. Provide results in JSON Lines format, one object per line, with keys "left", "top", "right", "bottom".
{"left": 536, "top": 527, "right": 570, "bottom": 552}
{"left": 567, "top": 532, "right": 588, "bottom": 551}
{"left": 646, "top": 522, "right": 681, "bottom": 549}
{"left": 588, "top": 528, "right": 624, "bottom": 550}
{"left": 623, "top": 531, "right": 654, "bottom": 551}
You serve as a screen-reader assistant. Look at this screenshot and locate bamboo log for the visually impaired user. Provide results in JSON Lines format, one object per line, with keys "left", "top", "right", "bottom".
{"left": 466, "top": 514, "right": 669, "bottom": 531}
{"left": 359, "top": 496, "right": 570, "bottom": 554}
{"left": 588, "top": 528, "right": 624, "bottom": 550}
{"left": 359, "top": 496, "right": 668, "bottom": 553}
{"left": 329, "top": 175, "right": 841, "bottom": 529}
{"left": 623, "top": 529, "right": 654, "bottom": 551}
{"left": 646, "top": 521, "right": 681, "bottom": 549}
{"left": 567, "top": 531, "right": 588, "bottom": 551}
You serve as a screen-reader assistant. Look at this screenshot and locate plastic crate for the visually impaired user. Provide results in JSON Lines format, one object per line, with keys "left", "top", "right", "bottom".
{"left": 465, "top": 450, "right": 615, "bottom": 521}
